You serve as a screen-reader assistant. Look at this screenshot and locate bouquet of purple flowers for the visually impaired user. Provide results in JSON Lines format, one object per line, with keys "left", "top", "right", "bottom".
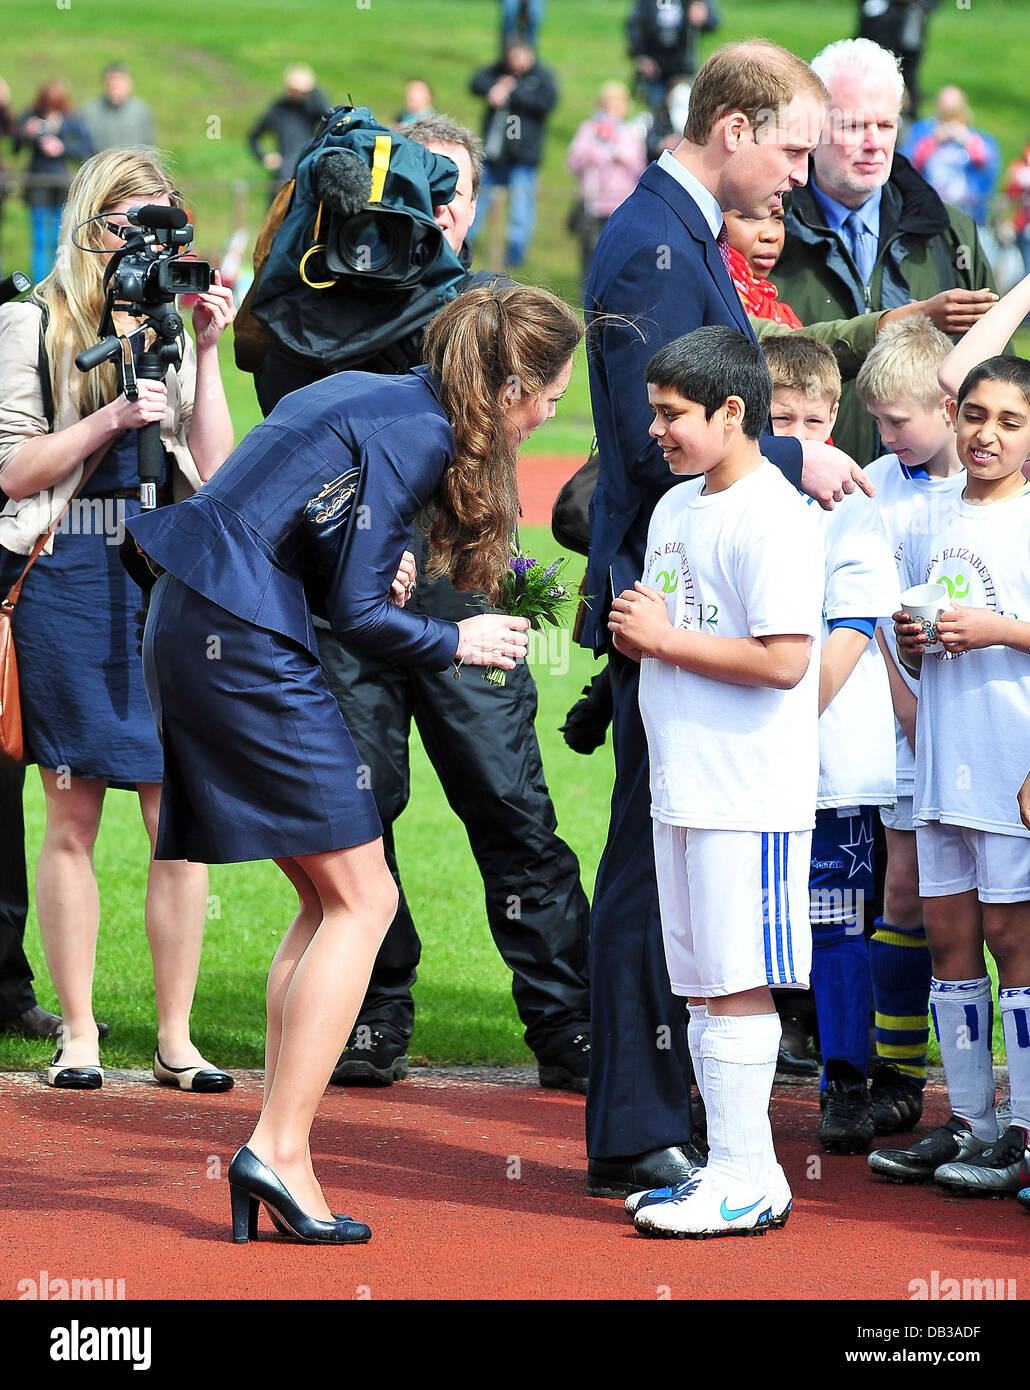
{"left": 483, "top": 543, "right": 581, "bottom": 686}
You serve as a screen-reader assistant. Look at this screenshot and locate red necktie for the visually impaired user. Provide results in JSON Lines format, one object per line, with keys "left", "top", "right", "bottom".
{"left": 716, "top": 222, "right": 731, "bottom": 273}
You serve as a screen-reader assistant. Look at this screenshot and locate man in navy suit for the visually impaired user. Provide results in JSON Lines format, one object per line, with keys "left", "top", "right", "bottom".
{"left": 583, "top": 38, "right": 875, "bottom": 1197}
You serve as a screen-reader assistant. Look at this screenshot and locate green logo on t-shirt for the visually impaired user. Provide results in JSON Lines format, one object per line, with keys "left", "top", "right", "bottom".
{"left": 938, "top": 572, "right": 970, "bottom": 601}
{"left": 655, "top": 568, "right": 678, "bottom": 594}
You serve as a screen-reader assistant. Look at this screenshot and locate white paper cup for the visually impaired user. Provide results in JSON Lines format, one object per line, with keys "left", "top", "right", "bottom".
{"left": 900, "top": 582, "right": 953, "bottom": 653}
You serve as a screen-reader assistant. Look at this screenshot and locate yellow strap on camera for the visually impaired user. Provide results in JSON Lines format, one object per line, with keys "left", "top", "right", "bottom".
{"left": 369, "top": 135, "right": 391, "bottom": 204}
{"left": 299, "top": 200, "right": 334, "bottom": 288}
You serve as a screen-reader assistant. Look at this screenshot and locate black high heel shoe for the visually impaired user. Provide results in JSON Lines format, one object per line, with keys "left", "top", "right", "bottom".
{"left": 265, "top": 1206, "right": 355, "bottom": 1238}
{"left": 227, "top": 1145, "right": 372, "bottom": 1245}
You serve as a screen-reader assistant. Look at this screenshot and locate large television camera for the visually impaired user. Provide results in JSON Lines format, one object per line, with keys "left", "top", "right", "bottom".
{"left": 239, "top": 106, "right": 468, "bottom": 372}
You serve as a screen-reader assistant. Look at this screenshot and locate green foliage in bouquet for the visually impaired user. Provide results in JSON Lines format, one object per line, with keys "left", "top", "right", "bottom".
{"left": 483, "top": 543, "right": 583, "bottom": 686}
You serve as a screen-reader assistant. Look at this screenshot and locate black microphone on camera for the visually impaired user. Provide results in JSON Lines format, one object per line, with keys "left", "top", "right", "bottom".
{"left": 128, "top": 204, "right": 190, "bottom": 232}
{"left": 0, "top": 271, "right": 31, "bottom": 305}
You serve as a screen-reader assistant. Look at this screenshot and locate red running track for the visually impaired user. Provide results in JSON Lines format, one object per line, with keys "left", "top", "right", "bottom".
{"left": 517, "top": 455, "right": 583, "bottom": 528}
{"left": 2, "top": 1068, "right": 1026, "bottom": 1302}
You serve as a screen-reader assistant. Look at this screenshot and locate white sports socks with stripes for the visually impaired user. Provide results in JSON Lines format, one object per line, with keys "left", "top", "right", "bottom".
{"left": 930, "top": 976, "right": 998, "bottom": 1142}
{"left": 999, "top": 985, "right": 1030, "bottom": 1133}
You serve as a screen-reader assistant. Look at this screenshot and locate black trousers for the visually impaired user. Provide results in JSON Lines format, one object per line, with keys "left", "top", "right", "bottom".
{"left": 586, "top": 648, "right": 693, "bottom": 1158}
{"left": 316, "top": 619, "right": 591, "bottom": 1057}
{"left": 0, "top": 762, "right": 34, "bottom": 1021}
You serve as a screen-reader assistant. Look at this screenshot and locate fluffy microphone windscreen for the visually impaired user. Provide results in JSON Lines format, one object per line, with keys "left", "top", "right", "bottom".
{"left": 312, "top": 150, "right": 373, "bottom": 217}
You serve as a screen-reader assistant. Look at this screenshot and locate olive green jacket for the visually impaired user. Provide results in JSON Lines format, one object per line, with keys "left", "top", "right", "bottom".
{"left": 767, "top": 154, "right": 997, "bottom": 465}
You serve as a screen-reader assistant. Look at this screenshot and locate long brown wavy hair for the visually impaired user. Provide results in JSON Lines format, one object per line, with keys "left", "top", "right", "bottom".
{"left": 421, "top": 282, "right": 583, "bottom": 601}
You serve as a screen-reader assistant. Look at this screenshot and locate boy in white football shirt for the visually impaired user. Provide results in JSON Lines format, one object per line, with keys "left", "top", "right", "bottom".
{"left": 856, "top": 318, "right": 966, "bottom": 1142}
{"left": 608, "top": 326, "right": 824, "bottom": 1238}
{"left": 881, "top": 281, "right": 1030, "bottom": 1196}
{"left": 763, "top": 335, "right": 899, "bottom": 1156}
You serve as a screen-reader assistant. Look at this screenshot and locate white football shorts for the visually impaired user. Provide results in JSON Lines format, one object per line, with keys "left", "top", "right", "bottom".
{"left": 880, "top": 795, "right": 915, "bottom": 833}
{"left": 916, "top": 820, "right": 1030, "bottom": 903}
{"left": 653, "top": 821, "right": 813, "bottom": 998}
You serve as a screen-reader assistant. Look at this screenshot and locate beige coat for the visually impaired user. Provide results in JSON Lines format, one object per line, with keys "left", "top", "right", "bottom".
{"left": 0, "top": 299, "right": 203, "bottom": 555}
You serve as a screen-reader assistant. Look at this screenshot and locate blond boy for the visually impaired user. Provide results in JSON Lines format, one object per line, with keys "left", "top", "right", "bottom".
{"left": 856, "top": 318, "right": 965, "bottom": 1141}
{"left": 764, "top": 335, "right": 899, "bottom": 1153}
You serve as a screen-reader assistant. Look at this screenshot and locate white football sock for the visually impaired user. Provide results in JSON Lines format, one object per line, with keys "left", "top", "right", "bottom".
{"left": 930, "top": 976, "right": 998, "bottom": 1142}
{"left": 999, "top": 986, "right": 1030, "bottom": 1133}
{"left": 687, "top": 1003, "right": 710, "bottom": 1108}
{"left": 700, "top": 1011, "right": 781, "bottom": 1189}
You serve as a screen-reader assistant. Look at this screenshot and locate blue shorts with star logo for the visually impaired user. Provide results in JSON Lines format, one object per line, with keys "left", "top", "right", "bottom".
{"left": 808, "top": 806, "right": 877, "bottom": 926}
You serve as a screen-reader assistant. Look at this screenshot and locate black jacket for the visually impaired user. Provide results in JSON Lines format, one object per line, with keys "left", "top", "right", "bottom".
{"left": 247, "top": 89, "right": 331, "bottom": 179}
{"left": 626, "top": 0, "right": 720, "bottom": 81}
{"left": 471, "top": 60, "right": 557, "bottom": 169}
{"left": 857, "top": 0, "right": 939, "bottom": 57}
{"left": 14, "top": 109, "right": 92, "bottom": 207}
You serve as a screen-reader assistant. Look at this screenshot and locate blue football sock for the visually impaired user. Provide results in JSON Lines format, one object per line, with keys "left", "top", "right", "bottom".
{"left": 811, "top": 915, "right": 871, "bottom": 1088}
{"left": 870, "top": 916, "right": 931, "bottom": 1084}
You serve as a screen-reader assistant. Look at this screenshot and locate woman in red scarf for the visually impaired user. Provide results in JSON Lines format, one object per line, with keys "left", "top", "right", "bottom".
{"left": 724, "top": 206, "right": 802, "bottom": 329}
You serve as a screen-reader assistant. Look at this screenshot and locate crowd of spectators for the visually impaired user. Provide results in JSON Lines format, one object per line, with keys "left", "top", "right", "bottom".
{"left": 0, "top": 1, "right": 1027, "bottom": 291}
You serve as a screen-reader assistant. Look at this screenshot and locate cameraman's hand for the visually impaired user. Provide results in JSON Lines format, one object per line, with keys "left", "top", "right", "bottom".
{"left": 192, "top": 270, "right": 236, "bottom": 353}
{"left": 455, "top": 613, "right": 531, "bottom": 670}
{"left": 106, "top": 379, "right": 168, "bottom": 431}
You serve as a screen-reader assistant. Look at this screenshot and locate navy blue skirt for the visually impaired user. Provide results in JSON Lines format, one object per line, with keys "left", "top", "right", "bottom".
{"left": 142, "top": 572, "right": 383, "bottom": 864}
{"left": 8, "top": 507, "right": 163, "bottom": 784}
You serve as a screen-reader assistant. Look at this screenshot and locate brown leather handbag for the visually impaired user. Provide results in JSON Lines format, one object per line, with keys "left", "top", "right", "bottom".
{"left": 0, "top": 441, "right": 113, "bottom": 764}
{"left": 0, "top": 566, "right": 27, "bottom": 763}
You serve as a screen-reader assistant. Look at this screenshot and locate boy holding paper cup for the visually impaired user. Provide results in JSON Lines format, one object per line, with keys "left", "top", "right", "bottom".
{"left": 874, "top": 281, "right": 1030, "bottom": 1197}
{"left": 856, "top": 317, "right": 966, "bottom": 1140}
{"left": 763, "top": 334, "right": 899, "bottom": 1156}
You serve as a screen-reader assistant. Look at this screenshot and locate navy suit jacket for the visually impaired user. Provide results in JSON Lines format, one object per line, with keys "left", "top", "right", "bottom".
{"left": 582, "top": 160, "right": 803, "bottom": 652}
{"left": 126, "top": 366, "right": 460, "bottom": 670}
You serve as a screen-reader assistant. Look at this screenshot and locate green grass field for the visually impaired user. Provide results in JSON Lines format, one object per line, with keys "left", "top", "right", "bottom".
{"left": 0, "top": 0, "right": 1018, "bottom": 1069}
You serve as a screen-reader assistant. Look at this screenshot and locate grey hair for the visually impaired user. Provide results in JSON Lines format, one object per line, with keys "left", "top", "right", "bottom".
{"left": 810, "top": 38, "right": 905, "bottom": 105}
{"left": 405, "top": 115, "right": 484, "bottom": 197}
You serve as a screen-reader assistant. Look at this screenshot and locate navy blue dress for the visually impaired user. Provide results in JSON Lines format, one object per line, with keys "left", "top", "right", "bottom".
{"left": 13, "top": 431, "right": 168, "bottom": 784}
{"left": 127, "top": 367, "right": 461, "bottom": 865}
